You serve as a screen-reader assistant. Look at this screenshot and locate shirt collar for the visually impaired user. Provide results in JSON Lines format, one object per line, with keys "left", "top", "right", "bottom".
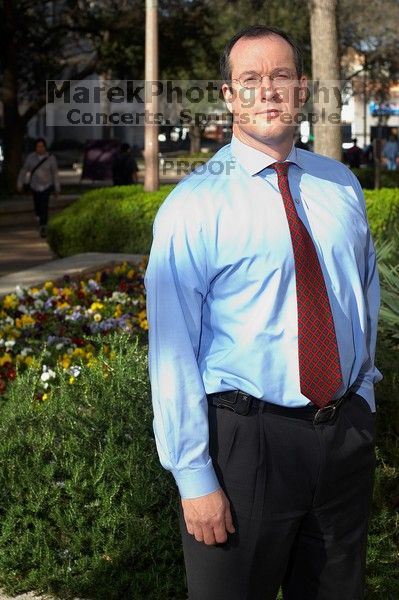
{"left": 231, "top": 135, "right": 303, "bottom": 176}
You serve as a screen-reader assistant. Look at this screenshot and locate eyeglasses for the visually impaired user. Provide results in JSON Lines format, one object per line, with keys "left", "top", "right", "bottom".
{"left": 232, "top": 69, "right": 295, "bottom": 89}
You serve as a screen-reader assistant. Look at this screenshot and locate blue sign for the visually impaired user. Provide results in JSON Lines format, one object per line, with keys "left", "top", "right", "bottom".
{"left": 369, "top": 101, "right": 399, "bottom": 116}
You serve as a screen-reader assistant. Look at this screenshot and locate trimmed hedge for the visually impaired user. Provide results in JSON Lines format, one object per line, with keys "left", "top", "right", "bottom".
{"left": 48, "top": 184, "right": 399, "bottom": 259}
{"left": 47, "top": 185, "right": 174, "bottom": 258}
{"left": 0, "top": 335, "right": 185, "bottom": 599}
{"left": 352, "top": 168, "right": 399, "bottom": 190}
{"left": 365, "top": 188, "right": 399, "bottom": 248}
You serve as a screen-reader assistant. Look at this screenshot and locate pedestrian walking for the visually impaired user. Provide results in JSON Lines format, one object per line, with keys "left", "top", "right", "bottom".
{"left": 346, "top": 138, "right": 363, "bottom": 169}
{"left": 17, "top": 138, "right": 60, "bottom": 237}
{"left": 146, "top": 25, "right": 381, "bottom": 600}
{"left": 382, "top": 135, "right": 399, "bottom": 171}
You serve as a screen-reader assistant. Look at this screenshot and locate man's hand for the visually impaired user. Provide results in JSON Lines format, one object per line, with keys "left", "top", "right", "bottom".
{"left": 181, "top": 488, "right": 235, "bottom": 545}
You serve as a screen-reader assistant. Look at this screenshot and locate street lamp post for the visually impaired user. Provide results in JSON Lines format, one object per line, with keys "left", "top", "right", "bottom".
{"left": 144, "top": 0, "right": 159, "bottom": 191}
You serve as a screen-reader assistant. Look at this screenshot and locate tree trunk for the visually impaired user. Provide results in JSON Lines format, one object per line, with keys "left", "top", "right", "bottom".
{"left": 189, "top": 125, "right": 202, "bottom": 154}
{"left": 2, "top": 0, "right": 23, "bottom": 189}
{"left": 309, "top": 0, "right": 342, "bottom": 160}
{"left": 144, "top": 0, "right": 159, "bottom": 191}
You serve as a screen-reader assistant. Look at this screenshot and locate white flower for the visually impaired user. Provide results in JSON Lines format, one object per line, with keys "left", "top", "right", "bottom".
{"left": 41, "top": 367, "right": 56, "bottom": 382}
{"left": 5, "top": 339, "right": 16, "bottom": 348}
{"left": 20, "top": 347, "right": 33, "bottom": 356}
{"left": 56, "top": 342, "right": 64, "bottom": 350}
{"left": 68, "top": 365, "right": 81, "bottom": 378}
{"left": 15, "top": 285, "right": 27, "bottom": 299}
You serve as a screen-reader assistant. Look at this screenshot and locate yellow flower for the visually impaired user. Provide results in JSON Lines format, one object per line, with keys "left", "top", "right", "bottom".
{"left": 95, "top": 271, "right": 102, "bottom": 283}
{"left": 0, "top": 353, "right": 13, "bottom": 366}
{"left": 90, "top": 301, "right": 104, "bottom": 311}
{"left": 2, "top": 294, "right": 18, "bottom": 310}
{"left": 127, "top": 268, "right": 135, "bottom": 279}
{"left": 140, "top": 318, "right": 148, "bottom": 331}
{"left": 137, "top": 309, "right": 148, "bottom": 331}
{"left": 44, "top": 281, "right": 54, "bottom": 290}
{"left": 94, "top": 313, "right": 102, "bottom": 322}
{"left": 42, "top": 393, "right": 49, "bottom": 401}
{"left": 15, "top": 314, "right": 35, "bottom": 328}
{"left": 29, "top": 287, "right": 40, "bottom": 295}
{"left": 61, "top": 287, "right": 73, "bottom": 297}
{"left": 56, "top": 301, "right": 70, "bottom": 310}
{"left": 114, "top": 304, "right": 123, "bottom": 318}
{"left": 60, "top": 355, "right": 71, "bottom": 369}
{"left": 69, "top": 376, "right": 76, "bottom": 384}
{"left": 17, "top": 354, "right": 33, "bottom": 366}
{"left": 72, "top": 348, "right": 85, "bottom": 358}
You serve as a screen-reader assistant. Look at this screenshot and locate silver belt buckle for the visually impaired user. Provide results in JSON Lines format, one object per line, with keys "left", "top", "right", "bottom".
{"left": 313, "top": 404, "right": 336, "bottom": 424}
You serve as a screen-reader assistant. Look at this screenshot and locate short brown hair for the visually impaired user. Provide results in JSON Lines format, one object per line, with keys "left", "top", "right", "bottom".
{"left": 220, "top": 25, "right": 303, "bottom": 83}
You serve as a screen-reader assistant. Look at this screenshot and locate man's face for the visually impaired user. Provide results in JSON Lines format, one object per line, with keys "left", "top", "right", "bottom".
{"left": 35, "top": 142, "right": 46, "bottom": 155}
{"left": 222, "top": 35, "right": 308, "bottom": 153}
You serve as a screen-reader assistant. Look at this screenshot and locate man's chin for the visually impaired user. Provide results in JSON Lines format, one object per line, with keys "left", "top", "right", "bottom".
{"left": 234, "top": 123, "right": 294, "bottom": 148}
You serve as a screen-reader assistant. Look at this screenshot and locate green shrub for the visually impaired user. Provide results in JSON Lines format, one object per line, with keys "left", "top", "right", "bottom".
{"left": 0, "top": 335, "right": 185, "bottom": 599}
{"left": 365, "top": 188, "right": 399, "bottom": 251}
{"left": 366, "top": 345, "right": 399, "bottom": 600}
{"left": 353, "top": 168, "right": 399, "bottom": 189}
{"left": 47, "top": 185, "right": 174, "bottom": 257}
{"left": 0, "top": 331, "right": 397, "bottom": 598}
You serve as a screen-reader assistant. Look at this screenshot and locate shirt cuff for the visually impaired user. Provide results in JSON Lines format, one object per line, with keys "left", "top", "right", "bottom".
{"left": 173, "top": 460, "right": 221, "bottom": 499}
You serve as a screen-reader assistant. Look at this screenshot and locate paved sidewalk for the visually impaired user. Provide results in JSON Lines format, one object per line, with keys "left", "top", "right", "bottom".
{"left": 0, "top": 252, "right": 144, "bottom": 296}
{"left": 0, "top": 224, "right": 55, "bottom": 277}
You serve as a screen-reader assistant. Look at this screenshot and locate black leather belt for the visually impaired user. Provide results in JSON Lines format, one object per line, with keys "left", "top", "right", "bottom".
{"left": 207, "top": 390, "right": 353, "bottom": 424}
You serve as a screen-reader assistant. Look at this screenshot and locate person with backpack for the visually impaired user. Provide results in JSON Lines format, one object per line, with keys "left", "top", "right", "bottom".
{"left": 17, "top": 137, "right": 60, "bottom": 237}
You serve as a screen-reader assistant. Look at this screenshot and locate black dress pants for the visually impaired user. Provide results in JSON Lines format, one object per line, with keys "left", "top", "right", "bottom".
{"left": 179, "top": 394, "right": 376, "bottom": 600}
{"left": 32, "top": 187, "right": 52, "bottom": 226}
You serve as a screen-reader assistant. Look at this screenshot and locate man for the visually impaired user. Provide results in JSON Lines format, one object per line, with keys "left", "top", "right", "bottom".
{"left": 346, "top": 138, "right": 363, "bottom": 169}
{"left": 111, "top": 143, "right": 139, "bottom": 185}
{"left": 17, "top": 138, "right": 60, "bottom": 237}
{"left": 382, "top": 135, "right": 399, "bottom": 171}
{"left": 145, "top": 26, "right": 381, "bottom": 600}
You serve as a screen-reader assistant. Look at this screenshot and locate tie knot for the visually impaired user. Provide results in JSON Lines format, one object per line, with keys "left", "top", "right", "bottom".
{"left": 271, "top": 161, "right": 291, "bottom": 178}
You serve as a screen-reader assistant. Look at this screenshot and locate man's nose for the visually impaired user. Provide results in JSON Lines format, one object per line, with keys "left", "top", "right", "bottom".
{"left": 260, "top": 78, "right": 279, "bottom": 101}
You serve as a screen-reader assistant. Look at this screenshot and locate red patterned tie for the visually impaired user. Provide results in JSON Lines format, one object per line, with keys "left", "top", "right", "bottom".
{"left": 271, "top": 161, "right": 342, "bottom": 408}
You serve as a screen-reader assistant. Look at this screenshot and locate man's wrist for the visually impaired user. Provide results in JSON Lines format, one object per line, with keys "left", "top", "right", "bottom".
{"left": 173, "top": 461, "right": 221, "bottom": 499}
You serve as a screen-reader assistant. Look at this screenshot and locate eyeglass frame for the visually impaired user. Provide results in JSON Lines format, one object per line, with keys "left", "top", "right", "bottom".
{"left": 231, "top": 68, "right": 298, "bottom": 89}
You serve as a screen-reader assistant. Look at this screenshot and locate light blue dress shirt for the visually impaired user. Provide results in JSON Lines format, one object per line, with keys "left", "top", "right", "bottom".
{"left": 145, "top": 136, "right": 382, "bottom": 499}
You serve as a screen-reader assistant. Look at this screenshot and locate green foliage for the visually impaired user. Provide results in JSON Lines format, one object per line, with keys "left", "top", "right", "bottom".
{"left": 353, "top": 168, "right": 399, "bottom": 190}
{"left": 367, "top": 346, "right": 399, "bottom": 599}
{"left": 47, "top": 185, "right": 174, "bottom": 258}
{"left": 0, "top": 335, "right": 185, "bottom": 599}
{"left": 364, "top": 188, "right": 399, "bottom": 254}
{"left": 376, "top": 241, "right": 399, "bottom": 345}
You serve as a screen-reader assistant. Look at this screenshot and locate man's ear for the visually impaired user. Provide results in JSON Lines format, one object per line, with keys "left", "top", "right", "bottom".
{"left": 221, "top": 82, "right": 234, "bottom": 113}
{"left": 298, "top": 75, "right": 310, "bottom": 107}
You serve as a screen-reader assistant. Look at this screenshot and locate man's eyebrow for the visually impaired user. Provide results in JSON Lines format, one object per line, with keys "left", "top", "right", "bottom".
{"left": 236, "top": 69, "right": 260, "bottom": 77}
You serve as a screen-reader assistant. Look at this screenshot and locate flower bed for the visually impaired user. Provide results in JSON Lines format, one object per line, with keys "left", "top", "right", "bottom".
{"left": 0, "top": 261, "right": 148, "bottom": 396}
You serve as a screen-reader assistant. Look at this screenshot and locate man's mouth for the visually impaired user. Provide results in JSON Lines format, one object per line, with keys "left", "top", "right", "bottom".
{"left": 256, "top": 109, "right": 282, "bottom": 120}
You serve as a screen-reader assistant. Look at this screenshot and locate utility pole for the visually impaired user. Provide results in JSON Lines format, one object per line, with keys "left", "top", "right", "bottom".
{"left": 144, "top": 0, "right": 159, "bottom": 191}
